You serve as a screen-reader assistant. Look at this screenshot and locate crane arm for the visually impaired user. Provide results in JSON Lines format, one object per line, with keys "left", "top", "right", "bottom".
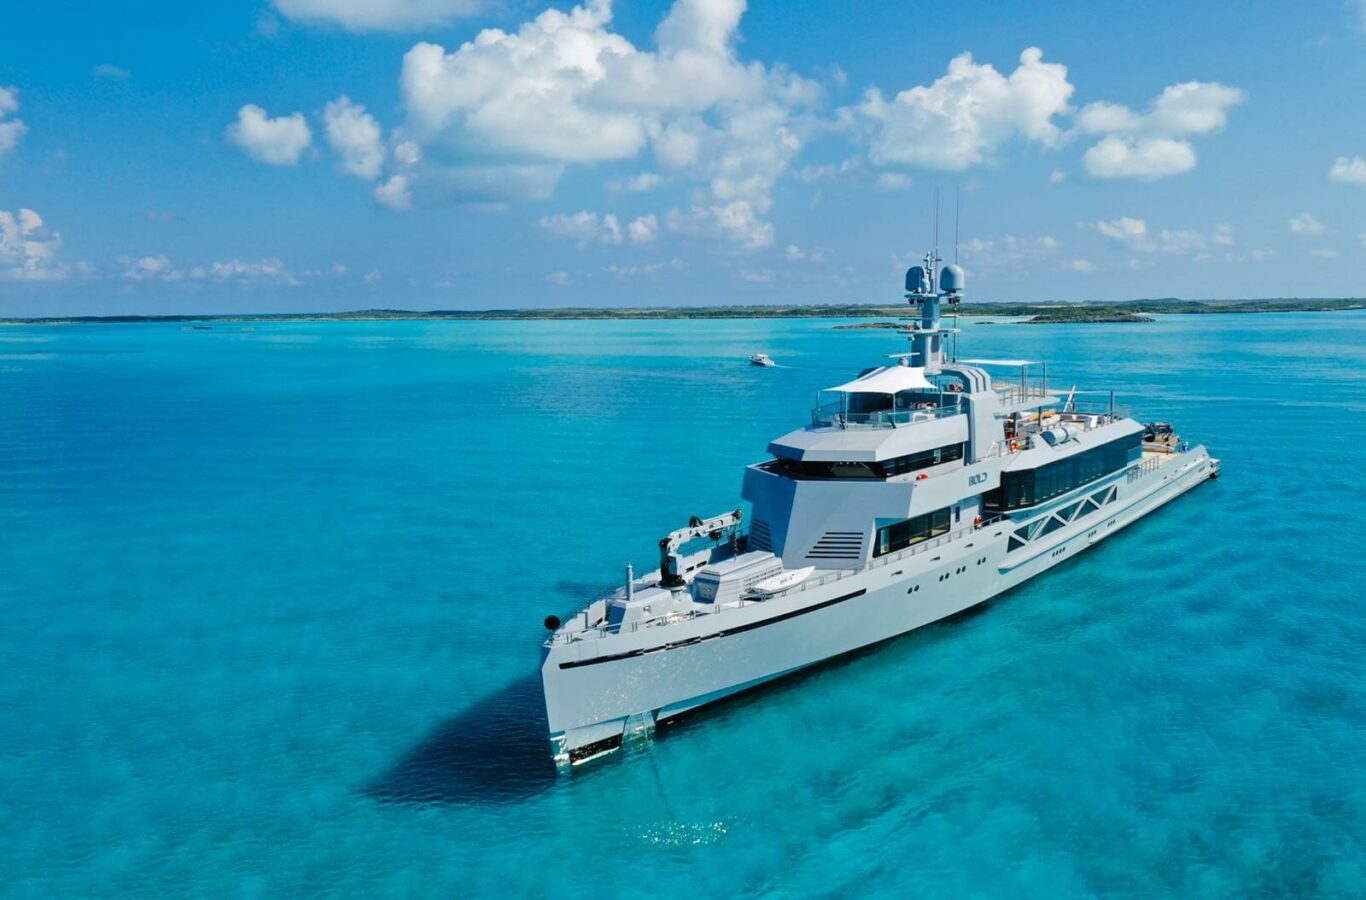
{"left": 658, "top": 508, "right": 744, "bottom": 587}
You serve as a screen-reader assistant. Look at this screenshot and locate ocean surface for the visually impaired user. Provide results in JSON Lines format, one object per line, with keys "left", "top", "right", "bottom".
{"left": 2, "top": 311, "right": 1364, "bottom": 898}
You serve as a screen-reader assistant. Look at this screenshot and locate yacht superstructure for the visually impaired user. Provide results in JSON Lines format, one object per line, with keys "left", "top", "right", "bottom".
{"left": 540, "top": 253, "right": 1219, "bottom": 769}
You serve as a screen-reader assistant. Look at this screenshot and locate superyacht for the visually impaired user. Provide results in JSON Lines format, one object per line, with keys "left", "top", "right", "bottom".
{"left": 540, "top": 252, "right": 1219, "bottom": 769}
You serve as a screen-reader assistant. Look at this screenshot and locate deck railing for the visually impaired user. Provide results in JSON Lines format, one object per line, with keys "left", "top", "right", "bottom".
{"left": 995, "top": 384, "right": 1052, "bottom": 406}
{"left": 1127, "top": 455, "right": 1165, "bottom": 482}
{"left": 864, "top": 513, "right": 1008, "bottom": 571}
{"left": 546, "top": 512, "right": 1010, "bottom": 644}
{"left": 810, "top": 401, "right": 963, "bottom": 430}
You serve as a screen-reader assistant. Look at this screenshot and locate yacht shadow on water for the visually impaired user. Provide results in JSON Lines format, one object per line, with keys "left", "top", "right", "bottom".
{"left": 364, "top": 596, "right": 1005, "bottom": 805}
{"left": 365, "top": 673, "right": 557, "bottom": 806}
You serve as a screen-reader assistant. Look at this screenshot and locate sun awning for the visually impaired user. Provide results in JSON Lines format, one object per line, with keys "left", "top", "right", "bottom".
{"left": 828, "top": 365, "right": 936, "bottom": 394}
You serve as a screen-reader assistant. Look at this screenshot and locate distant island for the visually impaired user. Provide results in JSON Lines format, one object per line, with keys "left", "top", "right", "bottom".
{"left": 1022, "top": 307, "right": 1155, "bottom": 324}
{"left": 834, "top": 306, "right": 1157, "bottom": 327}
{"left": 2, "top": 297, "right": 1362, "bottom": 326}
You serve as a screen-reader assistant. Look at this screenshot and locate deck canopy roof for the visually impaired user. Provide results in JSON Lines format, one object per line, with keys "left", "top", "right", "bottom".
{"left": 957, "top": 357, "right": 1038, "bottom": 367}
{"left": 827, "top": 365, "right": 936, "bottom": 394}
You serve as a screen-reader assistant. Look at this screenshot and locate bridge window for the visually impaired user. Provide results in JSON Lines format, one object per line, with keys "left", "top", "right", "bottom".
{"left": 880, "top": 442, "right": 965, "bottom": 476}
{"left": 874, "top": 506, "right": 951, "bottom": 557}
{"left": 767, "top": 442, "right": 966, "bottom": 480}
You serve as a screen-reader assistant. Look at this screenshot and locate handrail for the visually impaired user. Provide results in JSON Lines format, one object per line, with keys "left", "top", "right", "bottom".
{"left": 811, "top": 402, "right": 963, "bottom": 430}
{"left": 865, "top": 514, "right": 1008, "bottom": 570}
{"left": 995, "top": 384, "right": 1052, "bottom": 406}
{"left": 547, "top": 512, "right": 1011, "bottom": 645}
{"left": 986, "top": 435, "right": 1036, "bottom": 458}
{"left": 1127, "top": 455, "right": 1164, "bottom": 482}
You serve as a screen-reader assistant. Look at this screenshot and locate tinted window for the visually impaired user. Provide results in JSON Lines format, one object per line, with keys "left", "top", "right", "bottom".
{"left": 984, "top": 432, "right": 1141, "bottom": 511}
{"left": 874, "top": 505, "right": 953, "bottom": 557}
{"left": 769, "top": 442, "right": 966, "bottom": 480}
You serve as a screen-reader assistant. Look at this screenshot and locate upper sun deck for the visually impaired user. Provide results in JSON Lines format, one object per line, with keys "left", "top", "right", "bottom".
{"left": 807, "top": 363, "right": 969, "bottom": 430}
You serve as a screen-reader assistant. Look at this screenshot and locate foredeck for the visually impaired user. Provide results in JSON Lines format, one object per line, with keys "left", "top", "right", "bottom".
{"left": 544, "top": 513, "right": 1011, "bottom": 646}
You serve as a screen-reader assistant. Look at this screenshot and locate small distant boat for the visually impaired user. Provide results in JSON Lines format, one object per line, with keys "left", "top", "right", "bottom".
{"left": 750, "top": 353, "right": 775, "bottom": 367}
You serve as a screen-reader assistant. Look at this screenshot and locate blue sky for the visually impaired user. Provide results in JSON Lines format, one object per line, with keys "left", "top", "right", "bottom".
{"left": 1, "top": 0, "right": 1364, "bottom": 315}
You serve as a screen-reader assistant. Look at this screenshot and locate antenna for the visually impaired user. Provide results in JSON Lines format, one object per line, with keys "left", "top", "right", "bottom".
{"left": 933, "top": 188, "right": 940, "bottom": 265}
{"left": 954, "top": 187, "right": 960, "bottom": 265}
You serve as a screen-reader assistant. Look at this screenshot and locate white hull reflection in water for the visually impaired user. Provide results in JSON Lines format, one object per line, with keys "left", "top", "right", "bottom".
{"left": 541, "top": 251, "right": 1219, "bottom": 769}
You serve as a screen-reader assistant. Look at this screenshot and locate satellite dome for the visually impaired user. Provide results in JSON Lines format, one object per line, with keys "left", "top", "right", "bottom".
{"left": 905, "top": 266, "right": 930, "bottom": 294}
{"left": 939, "top": 264, "right": 965, "bottom": 293}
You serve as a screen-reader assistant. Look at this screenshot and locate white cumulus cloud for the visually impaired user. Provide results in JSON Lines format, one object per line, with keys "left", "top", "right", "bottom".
{"left": 0, "top": 208, "right": 65, "bottom": 281}
{"left": 784, "top": 244, "right": 825, "bottom": 263}
{"left": 118, "top": 254, "right": 182, "bottom": 282}
{"left": 1329, "top": 155, "right": 1366, "bottom": 186}
{"left": 961, "top": 233, "right": 1061, "bottom": 269}
{"left": 848, "top": 47, "right": 1074, "bottom": 171}
{"left": 394, "top": 0, "right": 817, "bottom": 245}
{"left": 627, "top": 213, "right": 658, "bottom": 244}
{"left": 400, "top": 3, "right": 647, "bottom": 167}
{"left": 373, "top": 174, "right": 413, "bottom": 210}
{"left": 539, "top": 211, "right": 613, "bottom": 244}
{"left": 227, "top": 104, "right": 313, "bottom": 166}
{"left": 539, "top": 210, "right": 658, "bottom": 246}
{"left": 610, "top": 172, "right": 663, "bottom": 192}
{"left": 1288, "top": 212, "right": 1324, "bottom": 235}
{"left": 1077, "top": 81, "right": 1245, "bottom": 180}
{"left": 1085, "top": 217, "right": 1223, "bottom": 254}
{"left": 1076, "top": 82, "right": 1246, "bottom": 137}
{"left": 1082, "top": 135, "right": 1196, "bottom": 179}
{"left": 272, "top": 0, "right": 484, "bottom": 31}
{"left": 323, "top": 96, "right": 385, "bottom": 179}
{"left": 1093, "top": 217, "right": 1149, "bottom": 249}
{"left": 188, "top": 258, "right": 302, "bottom": 285}
{"left": 0, "top": 86, "right": 29, "bottom": 161}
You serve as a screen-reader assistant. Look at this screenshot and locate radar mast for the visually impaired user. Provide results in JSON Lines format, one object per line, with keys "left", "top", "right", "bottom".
{"left": 903, "top": 250, "right": 964, "bottom": 374}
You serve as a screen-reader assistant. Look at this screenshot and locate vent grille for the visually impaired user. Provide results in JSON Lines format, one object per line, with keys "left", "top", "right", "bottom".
{"left": 808, "top": 531, "right": 864, "bottom": 560}
{"left": 749, "top": 519, "right": 773, "bottom": 552}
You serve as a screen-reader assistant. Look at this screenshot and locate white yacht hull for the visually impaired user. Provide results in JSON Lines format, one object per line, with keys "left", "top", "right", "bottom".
{"left": 541, "top": 448, "right": 1217, "bottom": 768}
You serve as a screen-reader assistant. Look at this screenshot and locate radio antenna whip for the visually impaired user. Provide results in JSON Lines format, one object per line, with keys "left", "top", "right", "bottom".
{"left": 933, "top": 189, "right": 940, "bottom": 269}
{"left": 954, "top": 187, "right": 961, "bottom": 265}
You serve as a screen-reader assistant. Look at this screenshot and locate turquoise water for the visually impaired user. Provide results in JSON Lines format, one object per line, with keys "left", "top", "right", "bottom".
{"left": 2, "top": 312, "right": 1364, "bottom": 897}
